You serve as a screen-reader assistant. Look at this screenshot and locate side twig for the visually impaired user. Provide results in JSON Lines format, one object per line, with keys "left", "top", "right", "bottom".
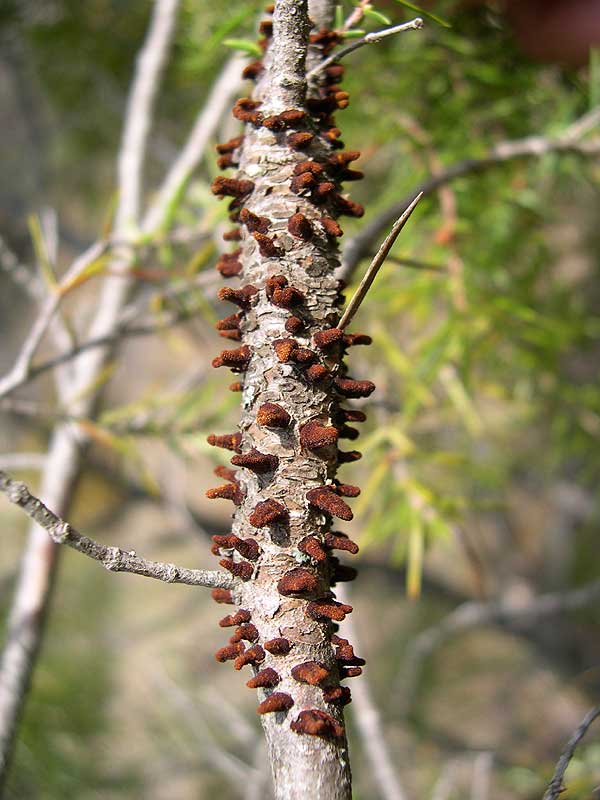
{"left": 307, "top": 18, "right": 424, "bottom": 79}
{"left": 0, "top": 470, "right": 234, "bottom": 590}
{"left": 395, "top": 578, "right": 600, "bottom": 715}
{"left": 338, "top": 193, "right": 422, "bottom": 329}
{"left": 341, "top": 110, "right": 600, "bottom": 281}
{"left": 543, "top": 706, "right": 600, "bottom": 800}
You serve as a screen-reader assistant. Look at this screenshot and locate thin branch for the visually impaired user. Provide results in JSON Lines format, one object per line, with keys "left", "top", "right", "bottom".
{"left": 394, "top": 578, "right": 600, "bottom": 716}
{"left": 116, "top": 0, "right": 179, "bottom": 231}
{"left": 338, "top": 192, "right": 423, "bottom": 329}
{"left": 0, "top": 233, "right": 43, "bottom": 300}
{"left": 307, "top": 18, "right": 424, "bottom": 79}
{"left": 142, "top": 54, "right": 244, "bottom": 234}
{"left": 543, "top": 706, "right": 600, "bottom": 800}
{"left": 0, "top": 454, "right": 46, "bottom": 472}
{"left": 341, "top": 111, "right": 600, "bottom": 281}
{"left": 0, "top": 240, "right": 108, "bottom": 400}
{"left": 0, "top": 0, "right": 181, "bottom": 788}
{"left": 0, "top": 470, "right": 234, "bottom": 590}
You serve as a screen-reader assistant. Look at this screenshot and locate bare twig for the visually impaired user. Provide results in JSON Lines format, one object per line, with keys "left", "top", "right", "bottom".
{"left": 336, "top": 585, "right": 409, "bottom": 800}
{"left": 117, "top": 0, "right": 179, "bottom": 230}
{"left": 0, "top": 240, "right": 108, "bottom": 400}
{"left": 341, "top": 111, "right": 600, "bottom": 281}
{"left": 0, "top": 0, "right": 181, "bottom": 787}
{"left": 0, "top": 470, "right": 234, "bottom": 590}
{"left": 395, "top": 578, "right": 600, "bottom": 715}
{"left": 307, "top": 18, "right": 424, "bottom": 79}
{"left": 338, "top": 192, "right": 423, "bottom": 329}
{"left": 142, "top": 54, "right": 244, "bottom": 234}
{"left": 0, "top": 454, "right": 46, "bottom": 472}
{"left": 543, "top": 706, "right": 600, "bottom": 800}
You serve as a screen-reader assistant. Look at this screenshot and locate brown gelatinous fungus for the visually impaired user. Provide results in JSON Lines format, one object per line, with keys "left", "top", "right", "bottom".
{"left": 215, "top": 642, "right": 245, "bottom": 662}
{"left": 218, "top": 285, "right": 258, "bottom": 310}
{"left": 298, "top": 535, "right": 328, "bottom": 562}
{"left": 256, "top": 402, "right": 291, "bottom": 429}
{"left": 218, "top": 329, "right": 242, "bottom": 342}
{"left": 249, "top": 498, "right": 288, "bottom": 528}
{"left": 328, "top": 150, "right": 361, "bottom": 168}
{"left": 215, "top": 312, "right": 242, "bottom": 331}
{"left": 207, "top": 432, "right": 242, "bottom": 453}
{"left": 230, "top": 623, "right": 260, "bottom": 643}
{"left": 307, "top": 598, "right": 353, "bottom": 622}
{"left": 313, "top": 328, "right": 344, "bottom": 349}
{"left": 320, "top": 216, "right": 343, "bottom": 238}
{"left": 212, "top": 345, "right": 251, "bottom": 372}
{"left": 290, "top": 347, "right": 317, "bottom": 366}
{"left": 332, "top": 194, "right": 364, "bottom": 218}
{"left": 332, "top": 563, "right": 358, "bottom": 583}
{"left": 272, "top": 286, "right": 305, "bottom": 309}
{"left": 242, "top": 60, "right": 263, "bottom": 80}
{"left": 294, "top": 160, "right": 324, "bottom": 176}
{"left": 235, "top": 538, "right": 261, "bottom": 561}
{"left": 216, "top": 135, "right": 244, "bottom": 155}
{"left": 219, "top": 609, "right": 252, "bottom": 628}
{"left": 217, "top": 152, "right": 235, "bottom": 170}
{"left": 337, "top": 449, "right": 362, "bottom": 463}
{"left": 262, "top": 109, "right": 306, "bottom": 130}
{"left": 277, "top": 567, "right": 319, "bottom": 596}
{"left": 322, "top": 686, "right": 352, "bottom": 706}
{"left": 324, "top": 532, "right": 359, "bottom": 555}
{"left": 306, "top": 486, "right": 353, "bottom": 521}
{"left": 222, "top": 228, "right": 242, "bottom": 241}
{"left": 305, "top": 364, "right": 330, "bottom": 382}
{"left": 231, "top": 448, "right": 279, "bottom": 474}
{"left": 239, "top": 207, "right": 270, "bottom": 234}
{"left": 233, "top": 644, "right": 265, "bottom": 670}
{"left": 214, "top": 465, "right": 237, "bottom": 482}
{"left": 264, "top": 637, "right": 291, "bottom": 656}
{"left": 229, "top": 381, "right": 243, "bottom": 392}
{"left": 291, "top": 661, "right": 330, "bottom": 686}
{"left": 219, "top": 558, "right": 254, "bottom": 581}
{"left": 232, "top": 97, "right": 262, "bottom": 125}
{"left": 285, "top": 316, "right": 305, "bottom": 335}
{"left": 246, "top": 667, "right": 281, "bottom": 689}
{"left": 341, "top": 666, "right": 362, "bottom": 678}
{"left": 273, "top": 338, "right": 298, "bottom": 362}
{"left": 265, "top": 274, "right": 288, "bottom": 296}
{"left": 290, "top": 709, "right": 345, "bottom": 740}
{"left": 211, "top": 176, "right": 255, "bottom": 198}
{"left": 288, "top": 212, "right": 313, "bottom": 241}
{"left": 300, "top": 419, "right": 338, "bottom": 450}
{"left": 288, "top": 131, "right": 314, "bottom": 150}
{"left": 341, "top": 409, "right": 367, "bottom": 423}
{"left": 205, "top": 483, "right": 243, "bottom": 505}
{"left": 337, "top": 425, "right": 359, "bottom": 440}
{"left": 211, "top": 588, "right": 234, "bottom": 604}
{"left": 253, "top": 232, "right": 283, "bottom": 258}
{"left": 257, "top": 692, "right": 294, "bottom": 714}
{"left": 344, "top": 333, "right": 372, "bottom": 347}
{"left": 290, "top": 172, "right": 317, "bottom": 195}
{"left": 333, "top": 377, "right": 376, "bottom": 399}
{"left": 335, "top": 483, "right": 361, "bottom": 497}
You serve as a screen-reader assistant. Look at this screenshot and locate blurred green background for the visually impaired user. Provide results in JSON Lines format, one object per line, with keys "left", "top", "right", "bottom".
{"left": 1, "top": 1, "right": 599, "bottom": 797}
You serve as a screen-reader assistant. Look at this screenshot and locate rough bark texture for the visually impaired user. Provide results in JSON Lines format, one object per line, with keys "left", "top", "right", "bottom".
{"left": 208, "top": 2, "right": 369, "bottom": 798}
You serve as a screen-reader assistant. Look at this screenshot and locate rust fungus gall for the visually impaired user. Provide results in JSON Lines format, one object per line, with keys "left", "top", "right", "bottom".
{"left": 257, "top": 693, "right": 294, "bottom": 714}
{"left": 277, "top": 568, "right": 319, "bottom": 596}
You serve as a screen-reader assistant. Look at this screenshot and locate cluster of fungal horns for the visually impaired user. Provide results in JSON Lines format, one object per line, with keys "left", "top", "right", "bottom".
{"left": 205, "top": 4, "right": 371, "bottom": 742}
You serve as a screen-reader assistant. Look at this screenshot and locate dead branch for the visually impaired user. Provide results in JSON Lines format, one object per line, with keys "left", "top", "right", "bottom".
{"left": 0, "top": 470, "right": 234, "bottom": 590}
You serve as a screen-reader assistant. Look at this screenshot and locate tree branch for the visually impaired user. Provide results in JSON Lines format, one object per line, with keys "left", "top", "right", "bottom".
{"left": 0, "top": 0, "right": 182, "bottom": 788}
{"left": 338, "top": 192, "right": 422, "bottom": 329}
{"left": 340, "top": 111, "right": 600, "bottom": 281}
{"left": 307, "top": 18, "right": 424, "bottom": 79}
{"left": 394, "top": 579, "right": 600, "bottom": 716}
{"left": 0, "top": 470, "right": 234, "bottom": 590}
{"left": 543, "top": 706, "right": 600, "bottom": 800}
